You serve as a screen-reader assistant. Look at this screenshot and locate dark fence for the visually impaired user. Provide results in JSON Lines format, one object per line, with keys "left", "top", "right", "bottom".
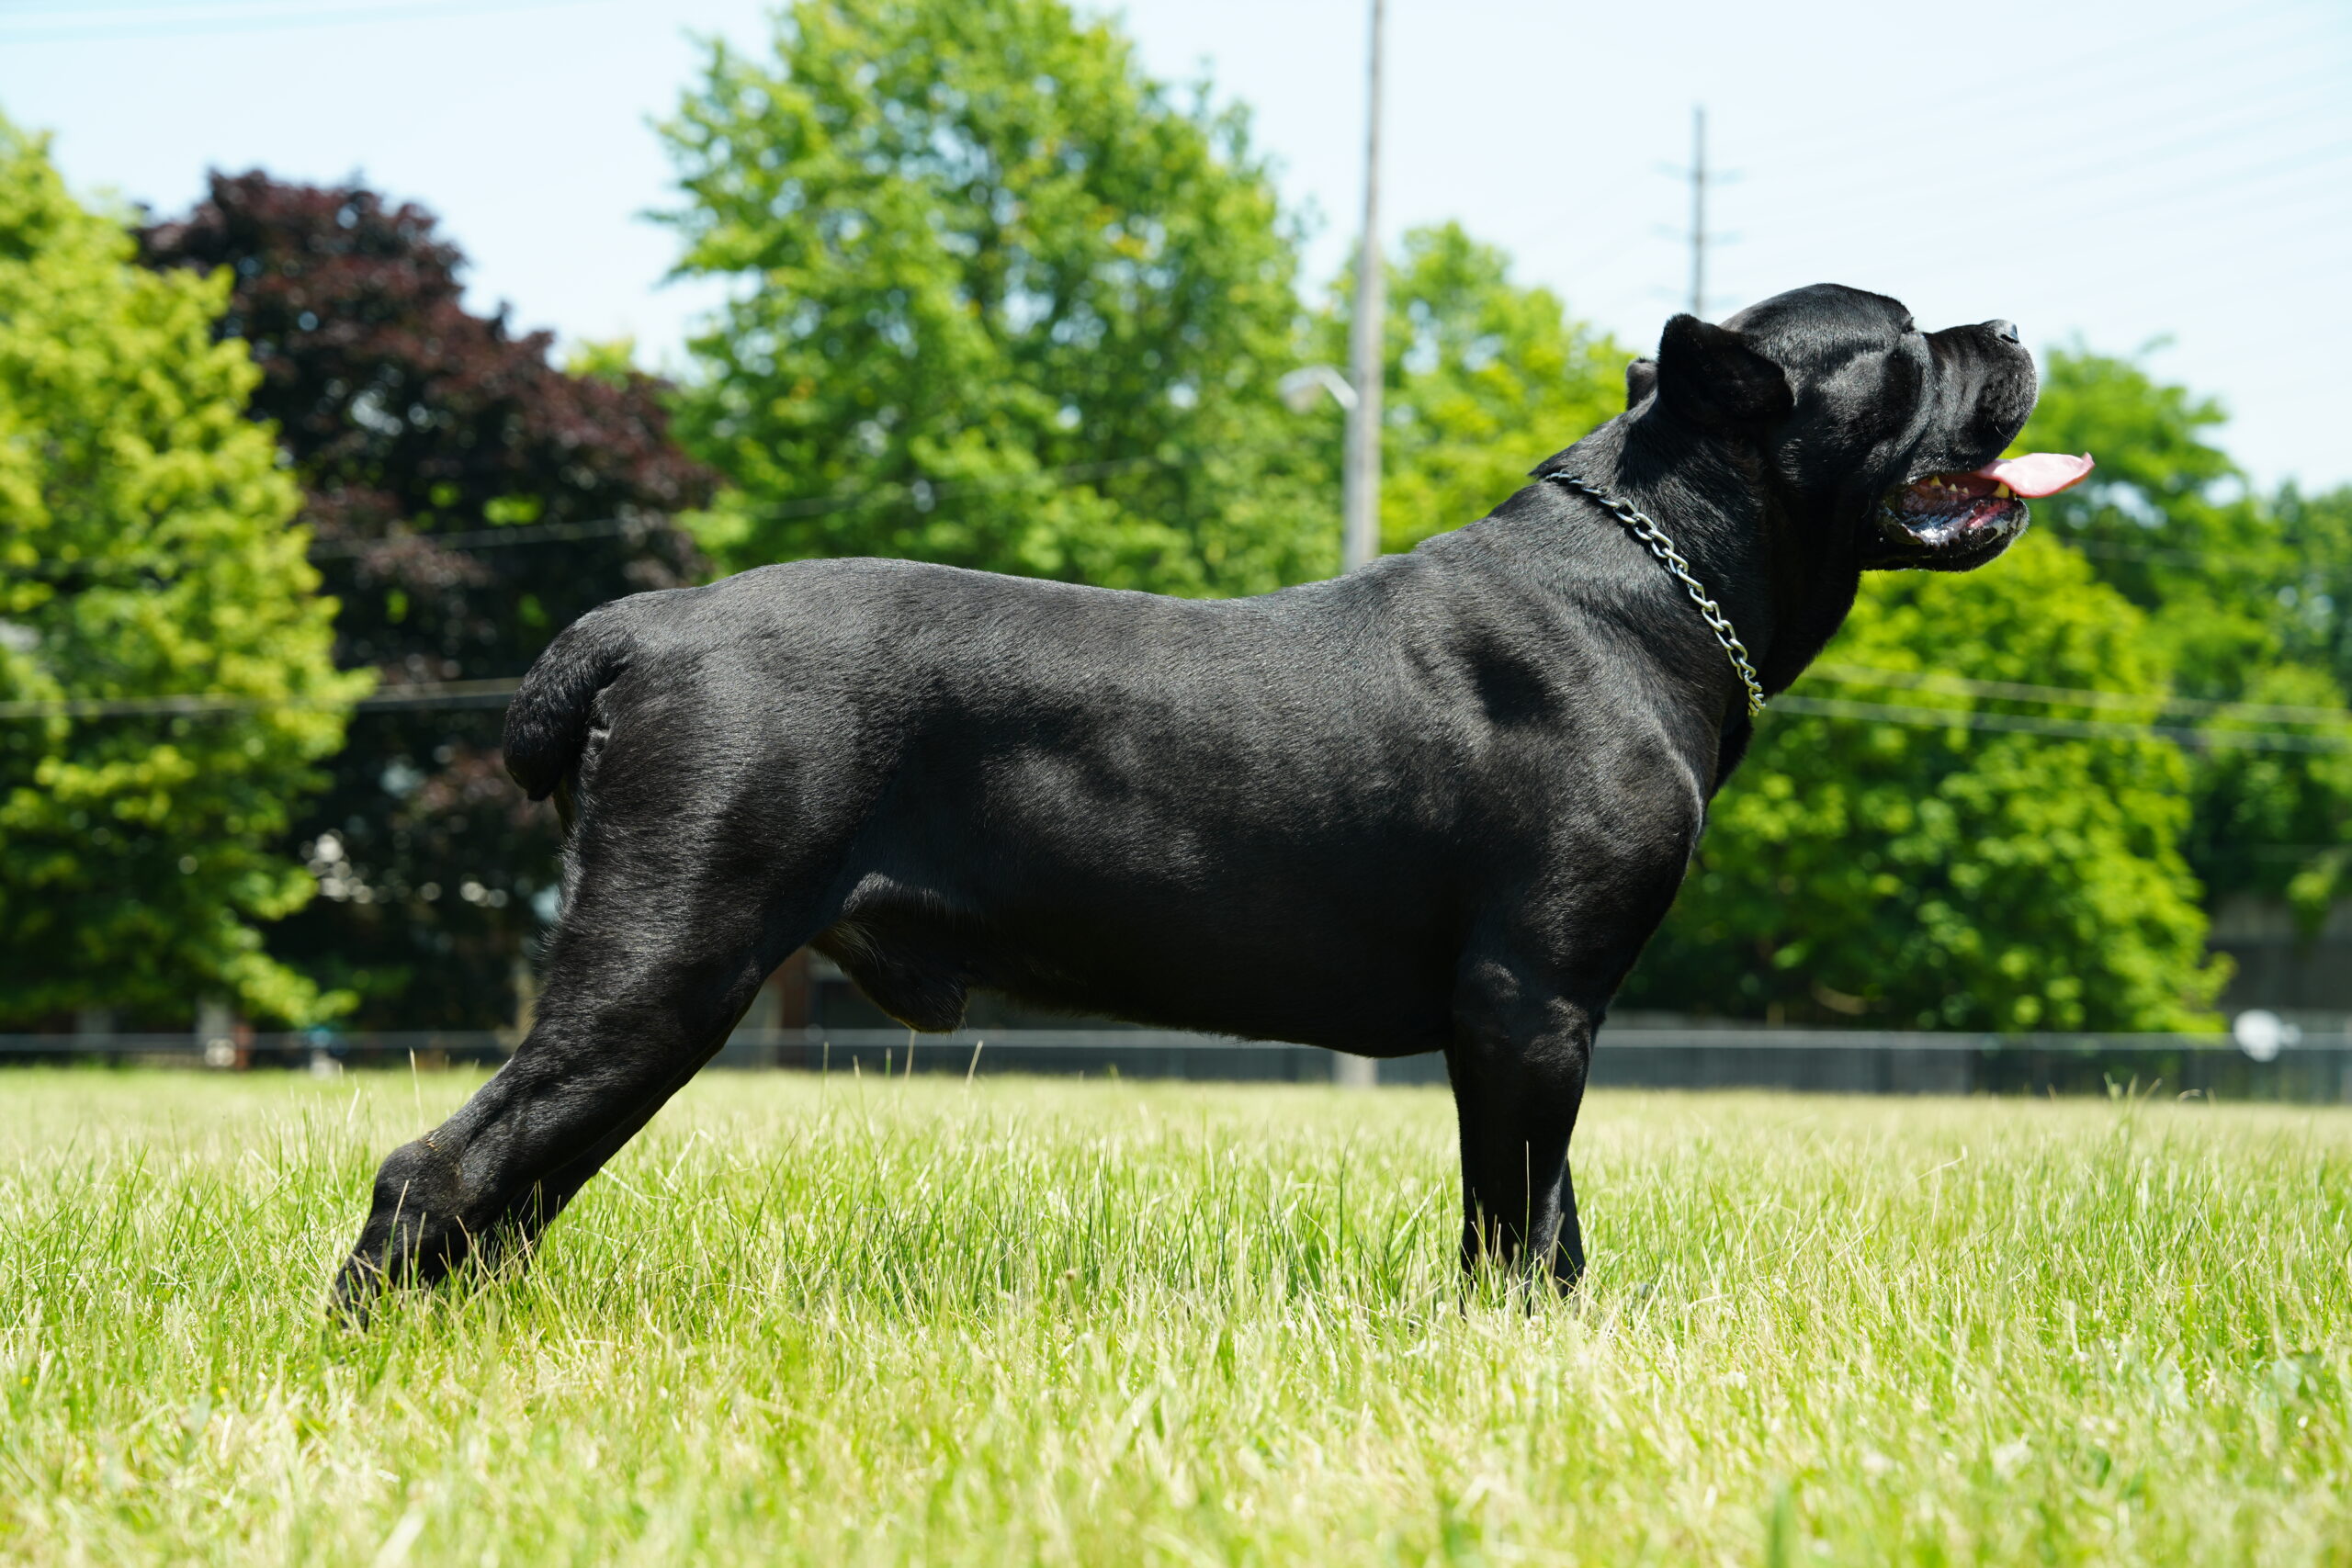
{"left": 6, "top": 1025, "right": 2351, "bottom": 1101}
{"left": 1583, "top": 1029, "right": 2352, "bottom": 1101}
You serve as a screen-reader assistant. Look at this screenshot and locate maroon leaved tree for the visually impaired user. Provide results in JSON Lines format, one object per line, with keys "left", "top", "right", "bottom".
{"left": 142, "top": 173, "right": 716, "bottom": 1030}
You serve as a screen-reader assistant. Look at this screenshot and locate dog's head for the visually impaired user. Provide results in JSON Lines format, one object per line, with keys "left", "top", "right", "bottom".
{"left": 1624, "top": 283, "right": 2091, "bottom": 573}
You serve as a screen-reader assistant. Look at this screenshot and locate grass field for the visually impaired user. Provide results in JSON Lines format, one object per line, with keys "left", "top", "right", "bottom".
{"left": 2, "top": 1070, "right": 2347, "bottom": 1566}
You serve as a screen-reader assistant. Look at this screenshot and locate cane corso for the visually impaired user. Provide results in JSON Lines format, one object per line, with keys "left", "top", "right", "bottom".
{"left": 334, "top": 283, "right": 2092, "bottom": 1313}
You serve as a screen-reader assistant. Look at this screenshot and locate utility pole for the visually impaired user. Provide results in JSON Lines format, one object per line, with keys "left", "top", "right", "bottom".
{"left": 1333, "top": 0, "right": 1385, "bottom": 1093}
{"left": 1340, "top": 0, "right": 1386, "bottom": 577}
{"left": 1687, "top": 104, "right": 1707, "bottom": 317}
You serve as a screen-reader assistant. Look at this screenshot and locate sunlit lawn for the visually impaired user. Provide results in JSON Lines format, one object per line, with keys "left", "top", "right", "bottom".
{"left": 1, "top": 1067, "right": 2346, "bottom": 1565}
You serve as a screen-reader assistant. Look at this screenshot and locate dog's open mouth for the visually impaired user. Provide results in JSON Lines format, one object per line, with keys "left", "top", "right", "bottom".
{"left": 1881, "top": 452, "right": 2095, "bottom": 547}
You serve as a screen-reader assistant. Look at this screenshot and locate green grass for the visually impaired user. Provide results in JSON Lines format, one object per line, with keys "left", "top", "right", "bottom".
{"left": 2, "top": 1070, "right": 2348, "bottom": 1565}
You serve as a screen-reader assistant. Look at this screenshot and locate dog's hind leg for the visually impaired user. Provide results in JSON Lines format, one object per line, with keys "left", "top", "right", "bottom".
{"left": 330, "top": 857, "right": 817, "bottom": 1318}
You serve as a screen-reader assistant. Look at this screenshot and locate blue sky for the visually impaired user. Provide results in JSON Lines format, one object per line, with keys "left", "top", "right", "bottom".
{"left": 2, "top": 0, "right": 2345, "bottom": 490}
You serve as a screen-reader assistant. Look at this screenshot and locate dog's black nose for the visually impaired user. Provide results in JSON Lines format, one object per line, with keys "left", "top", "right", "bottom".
{"left": 1986, "top": 319, "right": 2020, "bottom": 344}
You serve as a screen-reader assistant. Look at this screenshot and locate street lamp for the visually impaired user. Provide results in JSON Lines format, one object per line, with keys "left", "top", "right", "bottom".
{"left": 1278, "top": 364, "right": 1358, "bottom": 413}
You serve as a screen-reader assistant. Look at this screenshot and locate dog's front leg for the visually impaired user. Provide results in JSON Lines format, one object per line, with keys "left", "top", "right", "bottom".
{"left": 1444, "top": 962, "right": 1598, "bottom": 1293}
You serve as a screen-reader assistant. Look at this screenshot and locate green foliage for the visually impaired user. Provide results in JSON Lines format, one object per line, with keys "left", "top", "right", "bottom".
{"left": 0, "top": 118, "right": 363, "bottom": 1026}
{"left": 563, "top": 334, "right": 640, "bottom": 388}
{"left": 2018, "top": 344, "right": 2278, "bottom": 692}
{"left": 140, "top": 173, "right": 714, "bottom": 1030}
{"left": 1316, "top": 222, "right": 1629, "bottom": 551}
{"left": 662, "top": 0, "right": 1331, "bottom": 593}
{"left": 1629, "top": 537, "right": 2226, "bottom": 1030}
{"left": 2019, "top": 347, "right": 2352, "bottom": 914}
{"left": 2271, "top": 481, "right": 2352, "bottom": 695}
{"left": 8, "top": 1075, "right": 2352, "bottom": 1562}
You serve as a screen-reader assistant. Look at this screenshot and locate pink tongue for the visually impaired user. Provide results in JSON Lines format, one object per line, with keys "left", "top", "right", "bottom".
{"left": 1973, "top": 452, "right": 2095, "bottom": 499}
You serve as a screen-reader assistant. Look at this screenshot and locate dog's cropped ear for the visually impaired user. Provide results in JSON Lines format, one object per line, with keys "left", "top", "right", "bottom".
{"left": 1654, "top": 314, "right": 1793, "bottom": 429}
{"left": 1623, "top": 357, "right": 1657, "bottom": 410}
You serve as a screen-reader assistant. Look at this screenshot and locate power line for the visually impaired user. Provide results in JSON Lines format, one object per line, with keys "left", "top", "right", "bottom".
{"left": 2043, "top": 529, "right": 2303, "bottom": 573}
{"left": 760, "top": 455, "right": 1165, "bottom": 523}
{"left": 2048, "top": 243, "right": 2352, "bottom": 330}
{"left": 1741, "top": 55, "right": 2346, "bottom": 197}
{"left": 356, "top": 678, "right": 517, "bottom": 711}
{"left": 1809, "top": 664, "right": 2352, "bottom": 725}
{"left": 1771, "top": 694, "right": 2352, "bottom": 753}
{"left": 13, "top": 660, "right": 2349, "bottom": 743}
{"left": 341, "top": 457, "right": 1169, "bottom": 536}
{"left": 1984, "top": 138, "right": 2352, "bottom": 236}
{"left": 2000, "top": 83, "right": 2347, "bottom": 197}
{"left": 0, "top": 676, "right": 516, "bottom": 720}
{"left": 7, "top": 514, "right": 673, "bottom": 581}
{"left": 1804, "top": 141, "right": 2352, "bottom": 298}
{"left": 1738, "top": 93, "right": 2347, "bottom": 252}
{"left": 1728, "top": 0, "right": 2341, "bottom": 175}
{"left": 0, "top": 0, "right": 612, "bottom": 43}
{"left": 3, "top": 457, "right": 1182, "bottom": 713}
{"left": 306, "top": 515, "right": 659, "bottom": 558}
{"left": 11, "top": 456, "right": 1173, "bottom": 580}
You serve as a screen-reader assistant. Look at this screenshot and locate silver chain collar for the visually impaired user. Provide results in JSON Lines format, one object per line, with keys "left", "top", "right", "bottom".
{"left": 1547, "top": 472, "right": 1767, "bottom": 719}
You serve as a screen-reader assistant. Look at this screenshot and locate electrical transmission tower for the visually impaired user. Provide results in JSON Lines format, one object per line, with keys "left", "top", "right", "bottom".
{"left": 1664, "top": 105, "right": 1736, "bottom": 319}
{"left": 1687, "top": 105, "right": 1708, "bottom": 316}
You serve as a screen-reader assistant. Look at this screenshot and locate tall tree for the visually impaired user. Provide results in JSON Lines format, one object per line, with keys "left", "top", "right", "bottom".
{"left": 1623, "top": 536, "right": 2226, "bottom": 1031}
{"left": 661, "top": 0, "right": 1330, "bottom": 593}
{"left": 2016, "top": 348, "right": 2352, "bottom": 925}
{"left": 0, "top": 118, "right": 361, "bottom": 1027}
{"left": 141, "top": 175, "right": 715, "bottom": 1028}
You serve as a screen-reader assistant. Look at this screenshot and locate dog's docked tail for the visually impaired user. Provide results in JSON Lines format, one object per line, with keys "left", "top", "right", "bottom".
{"left": 503, "top": 609, "right": 632, "bottom": 802}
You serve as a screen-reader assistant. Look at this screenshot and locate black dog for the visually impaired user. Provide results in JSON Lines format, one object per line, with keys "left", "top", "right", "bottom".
{"left": 334, "top": 283, "right": 2090, "bottom": 1312}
